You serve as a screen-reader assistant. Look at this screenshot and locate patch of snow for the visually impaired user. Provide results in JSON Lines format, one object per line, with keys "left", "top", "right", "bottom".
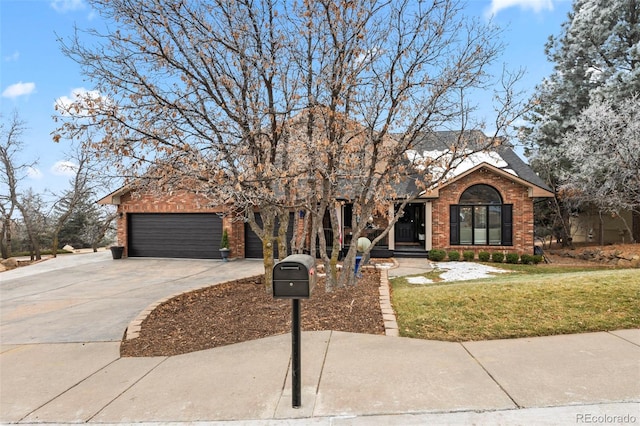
{"left": 407, "top": 149, "right": 518, "bottom": 181}
{"left": 406, "top": 276, "right": 433, "bottom": 284}
{"left": 435, "top": 262, "right": 510, "bottom": 282}
{"left": 373, "top": 262, "right": 395, "bottom": 269}
{"left": 401, "top": 262, "right": 510, "bottom": 286}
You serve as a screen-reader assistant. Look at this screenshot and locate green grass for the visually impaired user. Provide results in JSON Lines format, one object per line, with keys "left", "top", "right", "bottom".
{"left": 390, "top": 267, "right": 640, "bottom": 341}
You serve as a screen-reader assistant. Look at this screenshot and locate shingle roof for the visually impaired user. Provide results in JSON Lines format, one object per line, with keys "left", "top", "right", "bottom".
{"left": 407, "top": 130, "right": 552, "bottom": 193}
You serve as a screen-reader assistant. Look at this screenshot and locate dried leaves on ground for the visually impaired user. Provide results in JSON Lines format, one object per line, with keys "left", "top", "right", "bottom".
{"left": 120, "top": 268, "right": 385, "bottom": 357}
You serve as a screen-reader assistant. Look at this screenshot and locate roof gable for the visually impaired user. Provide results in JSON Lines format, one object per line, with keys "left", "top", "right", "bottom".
{"left": 97, "top": 185, "right": 132, "bottom": 205}
{"left": 403, "top": 131, "right": 553, "bottom": 197}
{"left": 420, "top": 162, "right": 554, "bottom": 198}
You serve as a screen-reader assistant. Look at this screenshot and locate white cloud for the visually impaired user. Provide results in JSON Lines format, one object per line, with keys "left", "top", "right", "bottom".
{"left": 4, "top": 51, "right": 20, "bottom": 62}
{"left": 2, "top": 82, "right": 36, "bottom": 99}
{"left": 27, "top": 167, "right": 43, "bottom": 179}
{"left": 51, "top": 161, "right": 79, "bottom": 176}
{"left": 50, "top": 0, "right": 85, "bottom": 12}
{"left": 486, "top": 0, "right": 554, "bottom": 17}
{"left": 55, "top": 87, "right": 106, "bottom": 117}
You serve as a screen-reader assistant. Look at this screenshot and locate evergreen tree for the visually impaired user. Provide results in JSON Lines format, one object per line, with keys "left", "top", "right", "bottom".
{"left": 561, "top": 96, "right": 640, "bottom": 241}
{"left": 58, "top": 198, "right": 116, "bottom": 249}
{"left": 521, "top": 0, "right": 640, "bottom": 245}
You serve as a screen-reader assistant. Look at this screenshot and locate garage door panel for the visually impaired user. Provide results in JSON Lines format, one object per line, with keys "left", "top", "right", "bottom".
{"left": 128, "top": 213, "right": 222, "bottom": 259}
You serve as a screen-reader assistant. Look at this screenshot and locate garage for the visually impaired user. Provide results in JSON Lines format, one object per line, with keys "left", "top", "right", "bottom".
{"left": 128, "top": 213, "right": 222, "bottom": 259}
{"left": 245, "top": 213, "right": 294, "bottom": 259}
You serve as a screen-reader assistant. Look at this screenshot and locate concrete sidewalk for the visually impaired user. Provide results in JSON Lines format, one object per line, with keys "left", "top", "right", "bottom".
{"left": 1, "top": 254, "right": 639, "bottom": 424}
{"left": 1, "top": 330, "right": 638, "bottom": 424}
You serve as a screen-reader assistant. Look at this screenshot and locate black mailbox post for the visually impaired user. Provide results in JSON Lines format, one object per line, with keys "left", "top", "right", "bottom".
{"left": 272, "top": 254, "right": 316, "bottom": 408}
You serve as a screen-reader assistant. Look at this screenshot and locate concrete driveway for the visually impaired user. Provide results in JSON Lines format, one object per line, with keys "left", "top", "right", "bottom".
{"left": 0, "top": 251, "right": 266, "bottom": 345}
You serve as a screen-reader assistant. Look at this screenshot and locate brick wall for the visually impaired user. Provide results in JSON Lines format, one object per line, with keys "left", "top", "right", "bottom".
{"left": 114, "top": 167, "right": 536, "bottom": 259}
{"left": 430, "top": 167, "right": 535, "bottom": 255}
{"left": 115, "top": 190, "right": 246, "bottom": 258}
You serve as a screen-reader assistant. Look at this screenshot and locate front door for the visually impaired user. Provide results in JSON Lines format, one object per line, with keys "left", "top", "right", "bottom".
{"left": 395, "top": 204, "right": 423, "bottom": 243}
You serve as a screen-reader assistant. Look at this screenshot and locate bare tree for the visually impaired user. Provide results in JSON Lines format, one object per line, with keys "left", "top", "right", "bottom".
{"left": 17, "top": 189, "right": 48, "bottom": 260}
{"left": 55, "top": 0, "right": 526, "bottom": 290}
{"left": 48, "top": 138, "right": 121, "bottom": 256}
{"left": 49, "top": 150, "right": 91, "bottom": 256}
{"left": 288, "top": 1, "right": 527, "bottom": 288}
{"left": 85, "top": 208, "right": 117, "bottom": 252}
{"left": 0, "top": 112, "right": 38, "bottom": 259}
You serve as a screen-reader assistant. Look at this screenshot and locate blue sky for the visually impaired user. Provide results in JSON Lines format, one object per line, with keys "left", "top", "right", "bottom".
{"left": 1, "top": 0, "right": 572, "bottom": 196}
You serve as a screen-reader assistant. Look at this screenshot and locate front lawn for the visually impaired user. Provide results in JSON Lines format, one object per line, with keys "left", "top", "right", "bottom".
{"left": 390, "top": 266, "right": 640, "bottom": 341}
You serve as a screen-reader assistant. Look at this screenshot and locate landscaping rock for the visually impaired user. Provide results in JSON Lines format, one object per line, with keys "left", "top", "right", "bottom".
{"left": 1, "top": 258, "right": 19, "bottom": 270}
{"left": 548, "top": 244, "right": 640, "bottom": 268}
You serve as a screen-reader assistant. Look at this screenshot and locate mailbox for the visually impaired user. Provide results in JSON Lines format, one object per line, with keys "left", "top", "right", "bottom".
{"left": 272, "top": 254, "right": 316, "bottom": 299}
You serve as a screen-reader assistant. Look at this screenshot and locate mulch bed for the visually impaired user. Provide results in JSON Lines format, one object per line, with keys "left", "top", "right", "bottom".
{"left": 120, "top": 268, "right": 385, "bottom": 357}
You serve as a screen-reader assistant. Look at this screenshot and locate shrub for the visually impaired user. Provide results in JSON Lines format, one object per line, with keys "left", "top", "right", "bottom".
{"left": 505, "top": 253, "right": 520, "bottom": 264}
{"left": 478, "top": 251, "right": 490, "bottom": 262}
{"left": 491, "top": 252, "right": 504, "bottom": 263}
{"left": 520, "top": 254, "right": 534, "bottom": 265}
{"left": 532, "top": 254, "right": 544, "bottom": 264}
{"left": 463, "top": 250, "right": 475, "bottom": 261}
{"left": 428, "top": 249, "right": 446, "bottom": 261}
{"left": 448, "top": 250, "right": 460, "bottom": 261}
{"left": 220, "top": 228, "right": 230, "bottom": 249}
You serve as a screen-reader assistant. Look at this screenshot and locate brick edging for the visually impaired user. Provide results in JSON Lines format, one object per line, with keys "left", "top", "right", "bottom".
{"left": 377, "top": 261, "right": 400, "bottom": 337}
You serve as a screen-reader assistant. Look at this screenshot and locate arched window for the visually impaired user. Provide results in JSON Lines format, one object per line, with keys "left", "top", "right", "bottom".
{"left": 450, "top": 184, "right": 512, "bottom": 246}
{"left": 459, "top": 184, "right": 502, "bottom": 205}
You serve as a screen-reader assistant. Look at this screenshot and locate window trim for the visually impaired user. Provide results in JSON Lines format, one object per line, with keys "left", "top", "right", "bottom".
{"left": 450, "top": 186, "right": 513, "bottom": 246}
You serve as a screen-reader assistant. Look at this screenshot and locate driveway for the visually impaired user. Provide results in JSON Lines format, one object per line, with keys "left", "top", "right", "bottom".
{"left": 0, "top": 251, "right": 266, "bottom": 344}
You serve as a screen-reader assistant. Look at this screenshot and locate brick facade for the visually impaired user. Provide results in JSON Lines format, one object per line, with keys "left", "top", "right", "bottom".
{"left": 112, "top": 166, "right": 537, "bottom": 258}
{"left": 430, "top": 167, "right": 535, "bottom": 255}
{"left": 115, "top": 190, "right": 245, "bottom": 258}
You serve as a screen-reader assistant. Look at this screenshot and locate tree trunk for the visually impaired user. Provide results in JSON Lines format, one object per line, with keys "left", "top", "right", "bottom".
{"left": 3, "top": 214, "right": 15, "bottom": 259}
{"left": 23, "top": 218, "right": 42, "bottom": 261}
{"left": 330, "top": 205, "right": 351, "bottom": 288}
{"left": 246, "top": 206, "right": 278, "bottom": 294}
{"left": 51, "top": 234, "right": 59, "bottom": 258}
{"left": 276, "top": 210, "right": 290, "bottom": 261}
{"left": 262, "top": 240, "right": 275, "bottom": 295}
{"left": 616, "top": 211, "right": 634, "bottom": 244}
{"left": 92, "top": 213, "right": 117, "bottom": 252}
{"left": 1, "top": 218, "right": 10, "bottom": 259}
{"left": 309, "top": 209, "right": 318, "bottom": 260}
{"left": 552, "top": 194, "right": 573, "bottom": 248}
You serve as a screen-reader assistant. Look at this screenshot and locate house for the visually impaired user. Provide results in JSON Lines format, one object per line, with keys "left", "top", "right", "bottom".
{"left": 98, "top": 132, "right": 553, "bottom": 259}
{"left": 568, "top": 208, "right": 640, "bottom": 245}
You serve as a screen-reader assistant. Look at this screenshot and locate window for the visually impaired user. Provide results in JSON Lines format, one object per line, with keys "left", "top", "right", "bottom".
{"left": 450, "top": 184, "right": 512, "bottom": 246}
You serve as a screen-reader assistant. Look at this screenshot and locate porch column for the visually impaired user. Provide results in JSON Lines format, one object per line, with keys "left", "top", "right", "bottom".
{"left": 388, "top": 203, "right": 395, "bottom": 250}
{"left": 336, "top": 202, "right": 343, "bottom": 249}
{"left": 424, "top": 201, "right": 432, "bottom": 250}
